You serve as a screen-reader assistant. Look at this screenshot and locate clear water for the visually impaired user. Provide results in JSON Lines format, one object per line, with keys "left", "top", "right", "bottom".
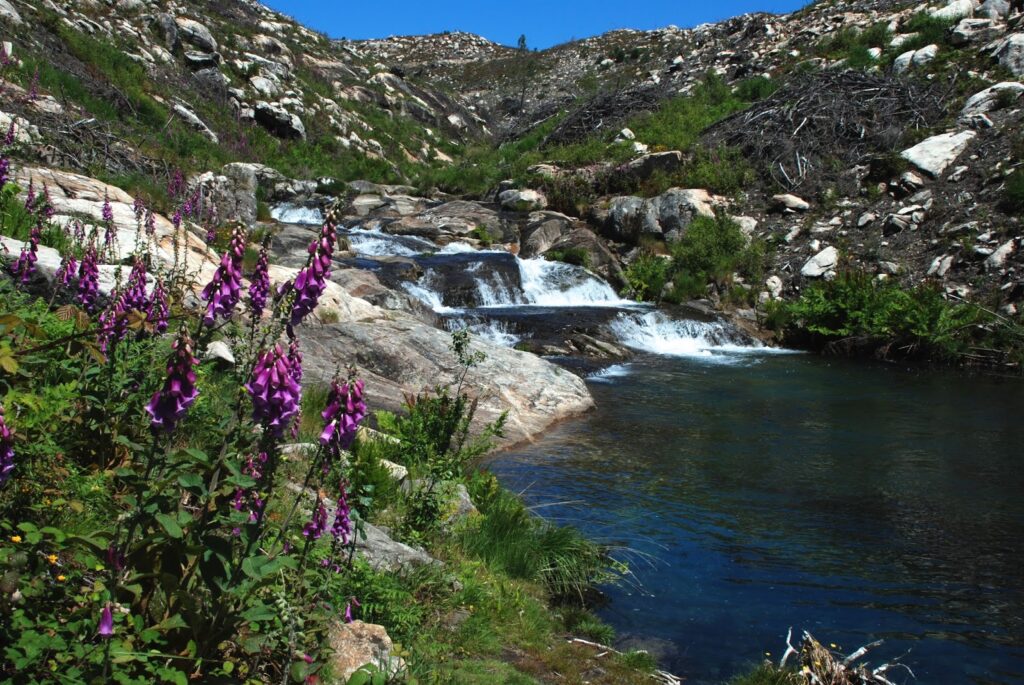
{"left": 489, "top": 353, "right": 1024, "bottom": 684}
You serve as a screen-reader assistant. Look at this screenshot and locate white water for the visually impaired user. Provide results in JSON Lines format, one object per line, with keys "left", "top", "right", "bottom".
{"left": 446, "top": 318, "right": 521, "bottom": 347}
{"left": 401, "top": 277, "right": 458, "bottom": 314}
{"left": 588, "top": 364, "right": 633, "bottom": 382}
{"left": 271, "top": 204, "right": 323, "bottom": 225}
{"left": 347, "top": 228, "right": 434, "bottom": 257}
{"left": 608, "top": 311, "right": 796, "bottom": 362}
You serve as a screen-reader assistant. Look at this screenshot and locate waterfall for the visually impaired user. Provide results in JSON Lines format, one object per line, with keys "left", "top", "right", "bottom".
{"left": 271, "top": 204, "right": 324, "bottom": 225}
{"left": 608, "top": 311, "right": 788, "bottom": 359}
{"left": 516, "top": 258, "right": 633, "bottom": 307}
{"left": 347, "top": 227, "right": 435, "bottom": 257}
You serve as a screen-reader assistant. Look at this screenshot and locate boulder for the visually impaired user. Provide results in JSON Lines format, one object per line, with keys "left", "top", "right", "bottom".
{"left": 622, "top": 151, "right": 683, "bottom": 179}
{"left": 765, "top": 275, "right": 784, "bottom": 299}
{"left": 771, "top": 194, "right": 810, "bottom": 212}
{"left": 801, "top": 246, "right": 838, "bottom": 278}
{"left": 894, "top": 45, "right": 938, "bottom": 72}
{"left": 930, "top": 0, "right": 975, "bottom": 21}
{"left": 254, "top": 101, "right": 306, "bottom": 140}
{"left": 175, "top": 17, "right": 218, "bottom": 52}
{"left": 204, "top": 340, "right": 236, "bottom": 366}
{"left": 0, "top": 0, "right": 22, "bottom": 24}
{"left": 960, "top": 82, "right": 1024, "bottom": 117}
{"left": 327, "top": 621, "right": 405, "bottom": 682}
{"left": 900, "top": 131, "right": 976, "bottom": 177}
{"left": 298, "top": 310, "right": 594, "bottom": 446}
{"left": 548, "top": 227, "right": 627, "bottom": 286}
{"left": 355, "top": 521, "right": 438, "bottom": 572}
{"left": 978, "top": 0, "right": 1011, "bottom": 18}
{"left": 498, "top": 189, "right": 547, "bottom": 212}
{"left": 985, "top": 239, "right": 1017, "bottom": 271}
{"left": 172, "top": 102, "right": 218, "bottom": 143}
{"left": 520, "top": 212, "right": 576, "bottom": 257}
{"left": 951, "top": 18, "right": 1004, "bottom": 46}
{"left": 603, "top": 188, "right": 715, "bottom": 243}
{"left": 994, "top": 34, "right": 1024, "bottom": 77}
{"left": 151, "top": 14, "right": 179, "bottom": 49}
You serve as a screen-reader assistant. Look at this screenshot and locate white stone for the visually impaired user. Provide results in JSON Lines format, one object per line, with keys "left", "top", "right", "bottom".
{"left": 0, "top": 0, "right": 22, "bottom": 24}
{"left": 961, "top": 82, "right": 1024, "bottom": 117}
{"left": 994, "top": 34, "right": 1024, "bottom": 77}
{"left": 985, "top": 239, "right": 1017, "bottom": 271}
{"left": 930, "top": 0, "right": 974, "bottom": 21}
{"left": 498, "top": 189, "right": 547, "bottom": 212}
{"left": 204, "top": 340, "right": 236, "bottom": 365}
{"left": 772, "top": 194, "right": 810, "bottom": 212}
{"left": 927, "top": 254, "right": 955, "bottom": 277}
{"left": 765, "top": 275, "right": 783, "bottom": 299}
{"left": 801, "top": 246, "right": 839, "bottom": 278}
{"left": 912, "top": 44, "right": 939, "bottom": 66}
{"left": 900, "top": 131, "right": 977, "bottom": 177}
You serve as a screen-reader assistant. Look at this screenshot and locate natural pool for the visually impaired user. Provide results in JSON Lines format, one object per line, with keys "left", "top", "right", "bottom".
{"left": 489, "top": 352, "right": 1024, "bottom": 684}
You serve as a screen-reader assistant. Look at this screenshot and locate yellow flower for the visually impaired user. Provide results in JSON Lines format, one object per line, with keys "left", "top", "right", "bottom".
{"left": 47, "top": 554, "right": 58, "bottom": 565}
{"left": 56, "top": 575, "right": 66, "bottom": 582}
{"left": 9, "top": 535, "right": 20, "bottom": 544}
{"left": 830, "top": 643, "right": 837, "bottom": 649}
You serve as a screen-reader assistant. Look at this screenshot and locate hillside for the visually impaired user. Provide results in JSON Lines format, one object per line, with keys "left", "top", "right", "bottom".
{"left": 1, "top": 0, "right": 1024, "bottom": 682}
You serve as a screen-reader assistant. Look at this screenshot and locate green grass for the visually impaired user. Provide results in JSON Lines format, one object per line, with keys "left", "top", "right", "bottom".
{"left": 728, "top": 664, "right": 799, "bottom": 685}
{"left": 544, "top": 247, "right": 591, "bottom": 268}
{"left": 458, "top": 488, "right": 612, "bottom": 601}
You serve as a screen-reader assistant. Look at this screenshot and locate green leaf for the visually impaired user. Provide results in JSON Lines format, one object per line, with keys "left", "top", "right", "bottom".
{"left": 241, "top": 603, "right": 276, "bottom": 623}
{"left": 154, "top": 514, "right": 183, "bottom": 539}
{"left": 176, "top": 473, "right": 205, "bottom": 493}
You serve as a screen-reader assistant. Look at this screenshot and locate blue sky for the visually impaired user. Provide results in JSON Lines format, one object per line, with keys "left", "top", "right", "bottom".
{"left": 263, "top": 1, "right": 807, "bottom": 49}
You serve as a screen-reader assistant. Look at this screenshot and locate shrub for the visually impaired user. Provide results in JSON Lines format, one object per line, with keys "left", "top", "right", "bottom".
{"left": 544, "top": 247, "right": 590, "bottom": 268}
{"left": 1003, "top": 169, "right": 1024, "bottom": 214}
{"left": 624, "top": 253, "right": 671, "bottom": 301}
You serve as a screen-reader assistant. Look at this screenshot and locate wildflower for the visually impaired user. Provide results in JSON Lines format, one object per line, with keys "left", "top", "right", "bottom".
{"left": 47, "top": 554, "right": 57, "bottom": 565}
{"left": 245, "top": 344, "right": 301, "bottom": 436}
{"left": 145, "top": 326, "right": 199, "bottom": 434}
{"left": 302, "top": 501, "right": 327, "bottom": 540}
{"left": 168, "top": 169, "right": 185, "bottom": 200}
{"left": 97, "top": 291, "right": 130, "bottom": 354}
{"left": 319, "top": 377, "right": 366, "bottom": 455}
{"left": 344, "top": 597, "right": 360, "bottom": 623}
{"left": 37, "top": 184, "right": 54, "bottom": 219}
{"left": 171, "top": 208, "right": 182, "bottom": 230}
{"left": 289, "top": 212, "right": 337, "bottom": 327}
{"left": 10, "top": 535, "right": 21, "bottom": 544}
{"left": 0, "top": 405, "right": 14, "bottom": 486}
{"left": 76, "top": 245, "right": 100, "bottom": 312}
{"left": 132, "top": 197, "right": 145, "bottom": 223}
{"left": 248, "top": 242, "right": 270, "bottom": 319}
{"left": 26, "top": 67, "right": 39, "bottom": 102}
{"left": 330, "top": 480, "right": 351, "bottom": 545}
{"left": 98, "top": 604, "right": 114, "bottom": 638}
{"left": 23, "top": 179, "right": 35, "bottom": 210}
{"left": 56, "top": 254, "right": 78, "bottom": 289}
{"left": 10, "top": 223, "right": 40, "bottom": 284}
{"left": 106, "top": 545, "right": 125, "bottom": 572}
{"left": 56, "top": 574, "right": 66, "bottom": 582}
{"left": 144, "top": 209, "right": 156, "bottom": 236}
{"left": 200, "top": 225, "right": 246, "bottom": 326}
{"left": 73, "top": 219, "right": 85, "bottom": 242}
{"left": 101, "top": 192, "right": 114, "bottom": 224}
{"left": 232, "top": 452, "right": 267, "bottom": 523}
{"left": 2, "top": 121, "right": 14, "bottom": 147}
{"left": 147, "top": 279, "right": 169, "bottom": 334}
{"left": 123, "top": 258, "right": 149, "bottom": 313}
{"left": 0, "top": 156, "right": 9, "bottom": 188}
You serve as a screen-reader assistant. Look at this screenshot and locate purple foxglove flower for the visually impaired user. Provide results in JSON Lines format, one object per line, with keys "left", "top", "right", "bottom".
{"left": 10, "top": 223, "right": 40, "bottom": 284}
{"left": 38, "top": 184, "right": 54, "bottom": 219}
{"left": 124, "top": 259, "right": 149, "bottom": 312}
{"left": 97, "top": 292, "right": 129, "bottom": 354}
{"left": 147, "top": 279, "right": 169, "bottom": 334}
{"left": 171, "top": 208, "right": 182, "bottom": 230}
{"left": 344, "top": 597, "right": 360, "bottom": 623}
{"left": 331, "top": 480, "right": 351, "bottom": 545}
{"left": 168, "top": 169, "right": 185, "bottom": 200}
{"left": 302, "top": 501, "right": 327, "bottom": 540}
{"left": 98, "top": 605, "right": 114, "bottom": 638}
{"left": 232, "top": 452, "right": 268, "bottom": 523}
{"left": 248, "top": 243, "right": 270, "bottom": 319}
{"left": 0, "top": 405, "right": 15, "bottom": 486}
{"left": 56, "top": 254, "right": 78, "bottom": 288}
{"left": 245, "top": 344, "right": 301, "bottom": 436}
{"left": 23, "top": 180, "right": 35, "bottom": 211}
{"left": 26, "top": 68, "right": 39, "bottom": 103}
{"left": 319, "top": 378, "right": 366, "bottom": 455}
{"left": 200, "top": 225, "right": 246, "bottom": 326}
{"left": 145, "top": 326, "right": 199, "bottom": 434}
{"left": 73, "top": 220, "right": 85, "bottom": 242}
{"left": 0, "top": 157, "right": 9, "bottom": 187}
{"left": 288, "top": 215, "right": 337, "bottom": 327}
{"left": 145, "top": 210, "right": 156, "bottom": 236}
{"left": 76, "top": 246, "right": 100, "bottom": 312}
{"left": 101, "top": 192, "right": 114, "bottom": 224}
{"left": 132, "top": 197, "right": 145, "bottom": 222}
{"left": 105, "top": 545, "right": 125, "bottom": 572}
{"left": 2, "top": 121, "right": 13, "bottom": 147}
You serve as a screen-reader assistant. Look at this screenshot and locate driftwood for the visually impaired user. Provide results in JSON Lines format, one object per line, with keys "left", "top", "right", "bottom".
{"left": 567, "top": 637, "right": 682, "bottom": 685}
{"left": 779, "top": 628, "right": 914, "bottom": 685}
{"left": 703, "top": 70, "right": 948, "bottom": 192}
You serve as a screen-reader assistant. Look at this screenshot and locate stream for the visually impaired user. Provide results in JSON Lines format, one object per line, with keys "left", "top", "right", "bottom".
{"left": 283, "top": 208, "right": 1024, "bottom": 684}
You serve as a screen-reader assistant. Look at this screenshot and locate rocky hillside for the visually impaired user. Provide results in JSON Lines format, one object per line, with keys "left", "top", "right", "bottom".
{"left": 3, "top": 0, "right": 1024, "bottom": 368}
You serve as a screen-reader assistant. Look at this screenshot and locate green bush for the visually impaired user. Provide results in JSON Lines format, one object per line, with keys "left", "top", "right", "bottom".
{"left": 1003, "top": 169, "right": 1024, "bottom": 214}
{"left": 624, "top": 252, "right": 671, "bottom": 301}
{"left": 544, "top": 247, "right": 591, "bottom": 268}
